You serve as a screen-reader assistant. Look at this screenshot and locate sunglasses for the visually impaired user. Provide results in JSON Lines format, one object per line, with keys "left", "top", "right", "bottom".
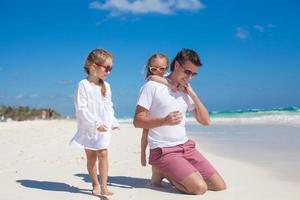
{"left": 178, "top": 63, "right": 197, "bottom": 76}
{"left": 149, "top": 66, "right": 167, "bottom": 73}
{"left": 95, "top": 63, "right": 113, "bottom": 72}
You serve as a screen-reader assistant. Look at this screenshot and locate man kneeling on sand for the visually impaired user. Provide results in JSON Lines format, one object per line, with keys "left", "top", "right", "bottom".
{"left": 134, "top": 48, "right": 226, "bottom": 194}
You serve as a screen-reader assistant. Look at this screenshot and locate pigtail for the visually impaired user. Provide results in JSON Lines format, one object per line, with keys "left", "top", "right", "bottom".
{"left": 99, "top": 79, "right": 107, "bottom": 97}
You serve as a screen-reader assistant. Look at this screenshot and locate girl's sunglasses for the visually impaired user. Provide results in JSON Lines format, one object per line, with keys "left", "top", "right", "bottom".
{"left": 149, "top": 66, "right": 167, "bottom": 73}
{"left": 95, "top": 64, "right": 113, "bottom": 72}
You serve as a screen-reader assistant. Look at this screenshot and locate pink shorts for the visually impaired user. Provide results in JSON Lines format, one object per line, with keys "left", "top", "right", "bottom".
{"left": 149, "top": 139, "right": 216, "bottom": 183}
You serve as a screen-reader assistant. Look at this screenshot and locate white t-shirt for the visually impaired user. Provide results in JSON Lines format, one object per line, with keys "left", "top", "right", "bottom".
{"left": 137, "top": 81, "right": 195, "bottom": 149}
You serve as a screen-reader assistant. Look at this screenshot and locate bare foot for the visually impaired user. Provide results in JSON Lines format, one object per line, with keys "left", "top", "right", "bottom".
{"left": 92, "top": 184, "right": 101, "bottom": 195}
{"left": 101, "top": 186, "right": 113, "bottom": 197}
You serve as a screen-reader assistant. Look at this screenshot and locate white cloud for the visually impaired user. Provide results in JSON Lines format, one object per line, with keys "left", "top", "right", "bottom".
{"left": 253, "top": 25, "right": 264, "bottom": 32}
{"left": 174, "top": 0, "right": 204, "bottom": 10}
{"left": 235, "top": 23, "right": 276, "bottom": 40}
{"left": 89, "top": 0, "right": 205, "bottom": 16}
{"left": 235, "top": 27, "right": 249, "bottom": 39}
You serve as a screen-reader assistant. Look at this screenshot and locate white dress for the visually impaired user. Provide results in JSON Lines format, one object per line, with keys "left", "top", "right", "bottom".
{"left": 70, "top": 79, "right": 119, "bottom": 150}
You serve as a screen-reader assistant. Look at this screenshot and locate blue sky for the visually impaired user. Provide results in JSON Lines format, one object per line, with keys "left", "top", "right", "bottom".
{"left": 0, "top": 0, "right": 300, "bottom": 118}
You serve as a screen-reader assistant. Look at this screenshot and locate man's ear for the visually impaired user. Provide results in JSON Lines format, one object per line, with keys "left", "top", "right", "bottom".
{"left": 174, "top": 61, "right": 180, "bottom": 70}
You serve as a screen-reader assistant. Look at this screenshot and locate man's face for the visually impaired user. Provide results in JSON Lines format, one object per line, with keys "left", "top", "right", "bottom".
{"left": 173, "top": 60, "right": 198, "bottom": 85}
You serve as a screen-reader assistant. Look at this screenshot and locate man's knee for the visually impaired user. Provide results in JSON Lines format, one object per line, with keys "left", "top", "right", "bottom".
{"left": 189, "top": 181, "right": 208, "bottom": 195}
{"left": 182, "top": 173, "right": 208, "bottom": 195}
{"left": 206, "top": 173, "right": 227, "bottom": 191}
{"left": 211, "top": 181, "right": 226, "bottom": 191}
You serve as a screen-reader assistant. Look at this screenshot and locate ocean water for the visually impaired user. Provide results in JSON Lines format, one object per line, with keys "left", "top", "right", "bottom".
{"left": 185, "top": 107, "right": 300, "bottom": 182}
{"left": 187, "top": 106, "right": 300, "bottom": 126}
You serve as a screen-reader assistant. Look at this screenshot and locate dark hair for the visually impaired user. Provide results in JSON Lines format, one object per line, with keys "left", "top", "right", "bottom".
{"left": 84, "top": 49, "right": 112, "bottom": 96}
{"left": 170, "top": 48, "right": 202, "bottom": 71}
{"left": 145, "top": 53, "right": 169, "bottom": 78}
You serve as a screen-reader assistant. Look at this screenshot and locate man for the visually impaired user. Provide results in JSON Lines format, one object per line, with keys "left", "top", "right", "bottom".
{"left": 133, "top": 49, "right": 226, "bottom": 195}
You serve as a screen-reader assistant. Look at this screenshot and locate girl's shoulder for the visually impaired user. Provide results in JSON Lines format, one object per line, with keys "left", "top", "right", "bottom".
{"left": 78, "top": 79, "right": 89, "bottom": 87}
{"left": 78, "top": 79, "right": 89, "bottom": 85}
{"left": 77, "top": 79, "right": 94, "bottom": 92}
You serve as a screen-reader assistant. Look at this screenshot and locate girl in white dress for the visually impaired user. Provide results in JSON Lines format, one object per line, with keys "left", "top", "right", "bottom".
{"left": 70, "top": 48, "right": 119, "bottom": 197}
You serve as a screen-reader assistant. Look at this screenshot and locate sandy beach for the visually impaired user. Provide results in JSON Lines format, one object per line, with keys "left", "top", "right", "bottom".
{"left": 0, "top": 120, "right": 299, "bottom": 200}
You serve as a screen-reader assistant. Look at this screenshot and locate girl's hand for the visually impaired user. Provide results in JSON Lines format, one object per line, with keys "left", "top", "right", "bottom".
{"left": 112, "top": 126, "right": 120, "bottom": 131}
{"left": 97, "top": 124, "right": 108, "bottom": 132}
{"left": 141, "top": 153, "right": 147, "bottom": 166}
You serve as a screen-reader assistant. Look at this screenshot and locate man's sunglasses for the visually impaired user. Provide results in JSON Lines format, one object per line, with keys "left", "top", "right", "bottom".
{"left": 95, "top": 64, "right": 113, "bottom": 72}
{"left": 178, "top": 63, "right": 197, "bottom": 76}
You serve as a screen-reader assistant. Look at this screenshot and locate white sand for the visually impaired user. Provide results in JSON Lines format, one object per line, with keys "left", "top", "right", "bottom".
{"left": 0, "top": 120, "right": 299, "bottom": 200}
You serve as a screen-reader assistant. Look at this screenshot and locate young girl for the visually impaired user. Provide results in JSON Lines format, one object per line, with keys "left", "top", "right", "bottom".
{"left": 139, "top": 53, "right": 171, "bottom": 185}
{"left": 70, "top": 49, "right": 119, "bottom": 197}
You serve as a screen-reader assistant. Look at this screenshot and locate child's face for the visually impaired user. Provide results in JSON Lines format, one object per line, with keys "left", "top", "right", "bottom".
{"left": 149, "top": 57, "right": 167, "bottom": 77}
{"left": 94, "top": 58, "right": 113, "bottom": 80}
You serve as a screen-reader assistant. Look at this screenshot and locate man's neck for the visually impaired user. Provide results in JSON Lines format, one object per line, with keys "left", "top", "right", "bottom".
{"left": 167, "top": 73, "right": 176, "bottom": 82}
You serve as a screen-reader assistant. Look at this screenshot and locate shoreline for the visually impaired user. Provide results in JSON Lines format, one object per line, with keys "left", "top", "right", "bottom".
{"left": 0, "top": 120, "right": 299, "bottom": 199}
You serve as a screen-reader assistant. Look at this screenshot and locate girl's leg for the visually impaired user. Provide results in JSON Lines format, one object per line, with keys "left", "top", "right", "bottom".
{"left": 84, "top": 149, "right": 100, "bottom": 194}
{"left": 97, "top": 149, "right": 113, "bottom": 196}
{"left": 141, "top": 129, "right": 148, "bottom": 166}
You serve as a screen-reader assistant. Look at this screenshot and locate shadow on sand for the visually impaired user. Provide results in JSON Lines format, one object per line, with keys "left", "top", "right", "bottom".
{"left": 16, "top": 179, "right": 108, "bottom": 200}
{"left": 16, "top": 173, "right": 178, "bottom": 199}
{"left": 75, "top": 173, "right": 178, "bottom": 194}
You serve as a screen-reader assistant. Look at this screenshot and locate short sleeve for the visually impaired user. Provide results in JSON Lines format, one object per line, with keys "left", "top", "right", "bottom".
{"left": 136, "top": 81, "right": 156, "bottom": 110}
{"left": 186, "top": 94, "right": 195, "bottom": 112}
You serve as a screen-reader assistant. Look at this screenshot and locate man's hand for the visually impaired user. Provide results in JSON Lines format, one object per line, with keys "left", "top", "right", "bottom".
{"left": 185, "top": 84, "right": 197, "bottom": 97}
{"left": 164, "top": 111, "right": 182, "bottom": 125}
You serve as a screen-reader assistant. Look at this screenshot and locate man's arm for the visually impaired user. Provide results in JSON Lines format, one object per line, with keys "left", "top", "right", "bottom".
{"left": 133, "top": 105, "right": 183, "bottom": 129}
{"left": 186, "top": 85, "right": 210, "bottom": 125}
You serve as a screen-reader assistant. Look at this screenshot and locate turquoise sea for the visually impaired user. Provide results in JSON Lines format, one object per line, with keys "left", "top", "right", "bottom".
{"left": 118, "top": 106, "right": 300, "bottom": 125}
